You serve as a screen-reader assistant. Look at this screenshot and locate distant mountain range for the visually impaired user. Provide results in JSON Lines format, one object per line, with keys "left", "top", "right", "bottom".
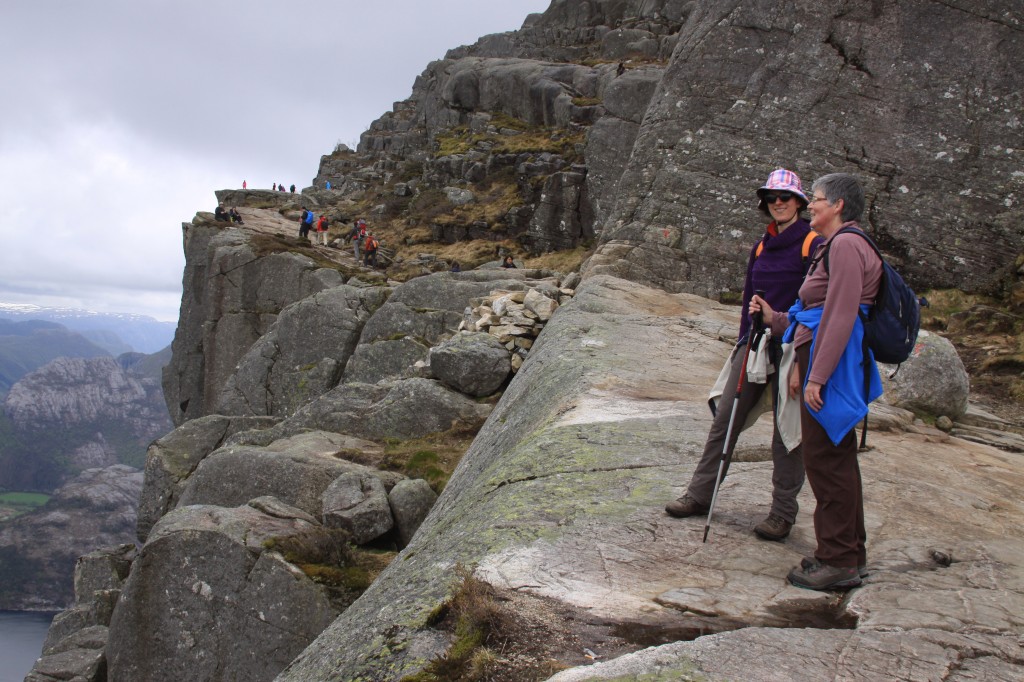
{"left": 0, "top": 307, "right": 175, "bottom": 491}
{"left": 1, "top": 350, "right": 172, "bottom": 491}
{"left": 0, "top": 303, "right": 176, "bottom": 354}
{"left": 0, "top": 319, "right": 112, "bottom": 394}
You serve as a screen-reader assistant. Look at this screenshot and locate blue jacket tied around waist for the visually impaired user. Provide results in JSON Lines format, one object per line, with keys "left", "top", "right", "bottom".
{"left": 783, "top": 301, "right": 883, "bottom": 446}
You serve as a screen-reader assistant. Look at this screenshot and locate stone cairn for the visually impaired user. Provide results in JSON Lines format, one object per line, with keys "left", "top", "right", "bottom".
{"left": 460, "top": 285, "right": 575, "bottom": 373}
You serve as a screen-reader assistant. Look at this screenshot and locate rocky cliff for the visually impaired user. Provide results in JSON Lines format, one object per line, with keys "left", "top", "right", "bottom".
{"left": 584, "top": 0, "right": 1024, "bottom": 300}
{"left": 29, "top": 1, "right": 1024, "bottom": 681}
{"left": 324, "top": 0, "right": 1023, "bottom": 301}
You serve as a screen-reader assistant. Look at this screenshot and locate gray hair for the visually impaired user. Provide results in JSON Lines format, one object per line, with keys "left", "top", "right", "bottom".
{"left": 812, "top": 173, "right": 864, "bottom": 222}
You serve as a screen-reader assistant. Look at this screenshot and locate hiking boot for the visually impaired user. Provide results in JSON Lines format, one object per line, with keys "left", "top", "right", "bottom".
{"left": 802, "top": 556, "right": 869, "bottom": 579}
{"left": 788, "top": 559, "right": 862, "bottom": 591}
{"left": 665, "top": 494, "right": 709, "bottom": 518}
{"left": 754, "top": 514, "right": 792, "bottom": 541}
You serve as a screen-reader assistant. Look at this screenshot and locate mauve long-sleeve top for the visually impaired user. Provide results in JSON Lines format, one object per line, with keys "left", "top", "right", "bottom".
{"left": 770, "top": 223, "right": 882, "bottom": 385}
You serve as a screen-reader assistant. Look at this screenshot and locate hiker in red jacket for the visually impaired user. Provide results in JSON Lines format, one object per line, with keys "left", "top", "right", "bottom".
{"left": 315, "top": 215, "right": 329, "bottom": 245}
{"left": 363, "top": 233, "right": 379, "bottom": 267}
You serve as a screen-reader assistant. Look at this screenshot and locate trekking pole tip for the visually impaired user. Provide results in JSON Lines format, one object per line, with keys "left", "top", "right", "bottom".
{"left": 702, "top": 526, "right": 709, "bottom": 543}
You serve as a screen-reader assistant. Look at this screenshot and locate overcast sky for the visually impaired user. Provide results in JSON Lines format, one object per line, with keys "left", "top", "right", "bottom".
{"left": 0, "top": 1, "right": 550, "bottom": 321}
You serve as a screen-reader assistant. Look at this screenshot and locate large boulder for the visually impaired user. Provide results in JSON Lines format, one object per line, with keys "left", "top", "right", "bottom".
{"left": 215, "top": 284, "right": 391, "bottom": 417}
{"left": 176, "top": 431, "right": 404, "bottom": 518}
{"left": 322, "top": 473, "right": 394, "bottom": 545}
{"left": 344, "top": 337, "right": 431, "bottom": 384}
{"left": 229, "top": 379, "right": 494, "bottom": 448}
{"left": 429, "top": 332, "right": 511, "bottom": 397}
{"left": 107, "top": 500, "right": 338, "bottom": 682}
{"left": 881, "top": 330, "right": 970, "bottom": 420}
{"left": 25, "top": 644, "right": 106, "bottom": 682}
{"left": 137, "top": 414, "right": 280, "bottom": 541}
{"left": 388, "top": 479, "right": 439, "bottom": 548}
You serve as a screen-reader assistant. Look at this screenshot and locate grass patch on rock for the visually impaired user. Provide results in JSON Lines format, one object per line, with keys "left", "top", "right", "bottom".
{"left": 0, "top": 491, "right": 50, "bottom": 521}
{"left": 402, "top": 566, "right": 656, "bottom": 682}
{"left": 382, "top": 425, "right": 480, "bottom": 492}
{"left": 400, "top": 567, "right": 532, "bottom": 682}
{"left": 525, "top": 244, "right": 593, "bottom": 276}
{"left": 433, "top": 179, "right": 523, "bottom": 229}
{"left": 434, "top": 117, "right": 585, "bottom": 161}
{"left": 265, "top": 527, "right": 397, "bottom": 609}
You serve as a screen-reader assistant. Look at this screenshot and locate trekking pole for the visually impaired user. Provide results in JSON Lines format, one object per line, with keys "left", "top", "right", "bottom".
{"left": 703, "top": 290, "right": 765, "bottom": 543}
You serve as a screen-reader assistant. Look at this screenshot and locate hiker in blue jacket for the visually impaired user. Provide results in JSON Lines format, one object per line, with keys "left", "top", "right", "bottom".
{"left": 299, "top": 208, "right": 314, "bottom": 241}
{"left": 666, "top": 169, "right": 822, "bottom": 542}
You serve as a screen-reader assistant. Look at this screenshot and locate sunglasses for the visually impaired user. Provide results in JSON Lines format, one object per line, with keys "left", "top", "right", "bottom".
{"left": 763, "top": 192, "right": 795, "bottom": 203}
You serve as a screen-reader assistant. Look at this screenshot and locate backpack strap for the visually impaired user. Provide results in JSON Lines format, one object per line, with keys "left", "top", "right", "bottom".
{"left": 822, "top": 226, "right": 882, "bottom": 274}
{"left": 801, "top": 231, "right": 817, "bottom": 260}
{"left": 755, "top": 230, "right": 818, "bottom": 263}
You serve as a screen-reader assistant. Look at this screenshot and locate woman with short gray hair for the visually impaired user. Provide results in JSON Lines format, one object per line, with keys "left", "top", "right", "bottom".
{"left": 750, "top": 172, "right": 884, "bottom": 591}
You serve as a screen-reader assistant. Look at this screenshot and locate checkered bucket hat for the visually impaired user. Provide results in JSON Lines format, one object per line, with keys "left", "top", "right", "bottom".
{"left": 756, "top": 168, "right": 808, "bottom": 204}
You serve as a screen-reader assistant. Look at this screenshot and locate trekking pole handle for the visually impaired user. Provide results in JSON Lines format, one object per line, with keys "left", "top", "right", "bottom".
{"left": 752, "top": 289, "right": 766, "bottom": 332}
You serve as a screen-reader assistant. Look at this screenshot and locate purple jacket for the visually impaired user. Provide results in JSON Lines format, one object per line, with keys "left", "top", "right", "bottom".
{"left": 738, "top": 218, "right": 822, "bottom": 343}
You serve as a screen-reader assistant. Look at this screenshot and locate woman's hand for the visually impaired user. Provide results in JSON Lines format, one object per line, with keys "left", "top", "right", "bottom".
{"left": 804, "top": 381, "right": 824, "bottom": 411}
{"left": 788, "top": 362, "right": 801, "bottom": 399}
{"left": 749, "top": 295, "right": 775, "bottom": 328}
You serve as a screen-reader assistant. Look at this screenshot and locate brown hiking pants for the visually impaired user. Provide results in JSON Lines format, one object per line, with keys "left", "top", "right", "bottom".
{"left": 796, "top": 343, "right": 867, "bottom": 568}
{"left": 686, "top": 341, "right": 805, "bottom": 523}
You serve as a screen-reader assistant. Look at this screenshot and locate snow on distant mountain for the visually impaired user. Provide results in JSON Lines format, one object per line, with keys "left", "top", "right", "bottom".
{"left": 0, "top": 303, "right": 176, "bottom": 354}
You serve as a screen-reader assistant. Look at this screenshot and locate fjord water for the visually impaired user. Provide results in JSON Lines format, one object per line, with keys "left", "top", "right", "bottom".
{"left": 0, "top": 611, "right": 53, "bottom": 681}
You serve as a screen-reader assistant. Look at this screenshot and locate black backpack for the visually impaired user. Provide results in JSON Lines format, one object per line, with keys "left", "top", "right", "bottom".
{"left": 822, "top": 226, "right": 923, "bottom": 365}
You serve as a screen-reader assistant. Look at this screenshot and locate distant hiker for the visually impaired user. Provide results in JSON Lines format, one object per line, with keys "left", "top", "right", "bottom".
{"left": 450, "top": 261, "right": 461, "bottom": 273}
{"left": 501, "top": 255, "right": 516, "bottom": 269}
{"left": 229, "top": 208, "right": 244, "bottom": 224}
{"left": 326, "top": 180, "right": 332, "bottom": 190}
{"left": 279, "top": 183, "right": 286, "bottom": 192}
{"left": 299, "top": 207, "right": 314, "bottom": 240}
{"left": 350, "top": 219, "right": 366, "bottom": 260}
{"left": 273, "top": 182, "right": 277, "bottom": 191}
{"left": 315, "top": 214, "right": 328, "bottom": 245}
{"left": 363, "top": 233, "right": 379, "bottom": 267}
{"left": 242, "top": 180, "right": 247, "bottom": 190}
{"left": 290, "top": 184, "right": 296, "bottom": 193}
{"left": 214, "top": 205, "right": 229, "bottom": 222}
{"left": 665, "top": 168, "right": 821, "bottom": 547}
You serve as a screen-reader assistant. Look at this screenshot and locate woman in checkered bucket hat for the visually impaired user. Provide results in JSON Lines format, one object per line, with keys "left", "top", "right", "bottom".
{"left": 666, "top": 168, "right": 822, "bottom": 544}
{"left": 756, "top": 168, "right": 808, "bottom": 213}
